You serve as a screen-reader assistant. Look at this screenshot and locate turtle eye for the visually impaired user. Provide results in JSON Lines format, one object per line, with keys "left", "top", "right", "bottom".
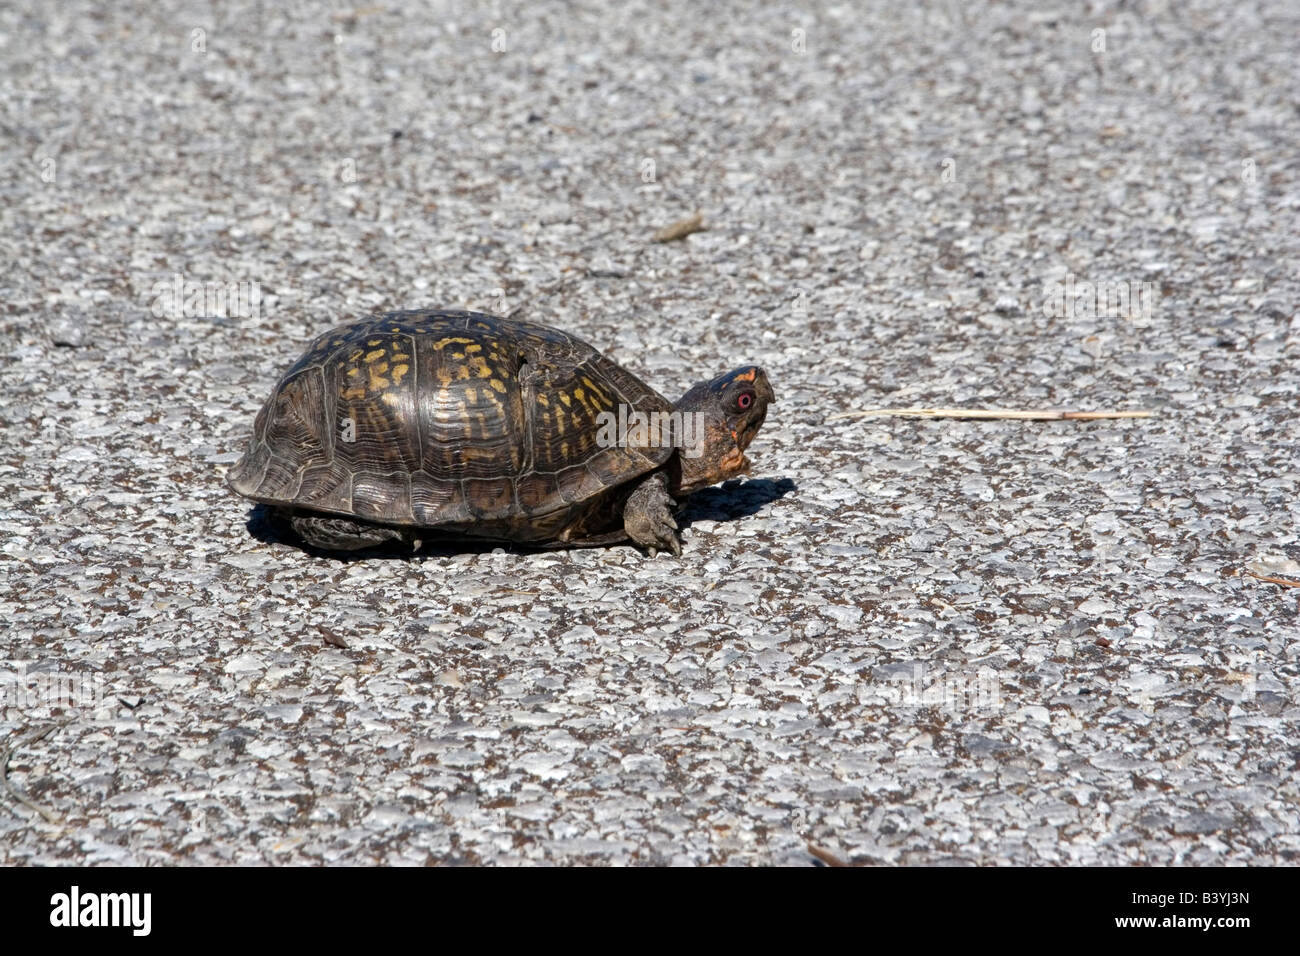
{"left": 736, "top": 391, "right": 755, "bottom": 411}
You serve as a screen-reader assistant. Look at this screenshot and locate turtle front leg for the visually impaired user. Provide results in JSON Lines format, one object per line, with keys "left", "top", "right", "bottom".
{"left": 622, "top": 472, "right": 682, "bottom": 557}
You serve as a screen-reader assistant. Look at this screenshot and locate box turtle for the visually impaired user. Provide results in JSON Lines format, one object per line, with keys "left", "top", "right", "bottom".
{"left": 227, "top": 309, "right": 774, "bottom": 555}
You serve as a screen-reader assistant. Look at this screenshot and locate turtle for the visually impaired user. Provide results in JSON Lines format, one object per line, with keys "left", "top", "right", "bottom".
{"left": 226, "top": 309, "right": 774, "bottom": 555}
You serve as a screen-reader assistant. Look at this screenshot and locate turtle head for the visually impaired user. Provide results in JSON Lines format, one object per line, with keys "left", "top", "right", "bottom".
{"left": 671, "top": 366, "right": 774, "bottom": 494}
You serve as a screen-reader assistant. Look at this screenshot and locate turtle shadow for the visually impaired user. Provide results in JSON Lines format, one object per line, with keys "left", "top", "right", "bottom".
{"left": 242, "top": 475, "right": 795, "bottom": 560}
{"left": 243, "top": 504, "right": 503, "bottom": 562}
{"left": 676, "top": 476, "right": 796, "bottom": 528}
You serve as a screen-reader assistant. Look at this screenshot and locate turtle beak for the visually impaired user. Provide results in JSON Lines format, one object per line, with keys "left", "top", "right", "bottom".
{"left": 719, "top": 445, "right": 751, "bottom": 477}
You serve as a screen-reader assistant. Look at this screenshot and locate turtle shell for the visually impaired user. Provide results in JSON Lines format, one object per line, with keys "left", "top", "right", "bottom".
{"left": 227, "top": 310, "right": 675, "bottom": 539}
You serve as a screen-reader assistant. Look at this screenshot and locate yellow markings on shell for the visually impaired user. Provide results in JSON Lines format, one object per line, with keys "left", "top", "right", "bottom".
{"left": 365, "top": 349, "right": 385, "bottom": 362}
{"left": 490, "top": 379, "right": 507, "bottom": 393}
{"left": 465, "top": 386, "right": 477, "bottom": 403}
{"left": 451, "top": 351, "right": 465, "bottom": 360}
{"left": 558, "top": 392, "right": 571, "bottom": 407}
{"left": 466, "top": 343, "right": 482, "bottom": 353}
{"left": 432, "top": 389, "right": 457, "bottom": 419}
{"left": 536, "top": 393, "right": 549, "bottom": 406}
{"left": 391, "top": 363, "right": 409, "bottom": 384}
{"left": 572, "top": 382, "right": 606, "bottom": 416}
{"left": 343, "top": 356, "right": 367, "bottom": 398}
{"left": 433, "top": 337, "right": 474, "bottom": 350}
{"left": 436, "top": 367, "right": 453, "bottom": 386}
{"left": 581, "top": 377, "right": 609, "bottom": 409}
{"left": 367, "top": 339, "right": 382, "bottom": 347}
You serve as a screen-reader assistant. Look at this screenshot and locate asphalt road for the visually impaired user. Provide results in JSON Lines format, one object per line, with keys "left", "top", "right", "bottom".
{"left": 1, "top": 0, "right": 1297, "bottom": 864}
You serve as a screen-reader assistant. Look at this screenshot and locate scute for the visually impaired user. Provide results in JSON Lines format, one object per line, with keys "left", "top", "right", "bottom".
{"left": 227, "top": 310, "right": 675, "bottom": 530}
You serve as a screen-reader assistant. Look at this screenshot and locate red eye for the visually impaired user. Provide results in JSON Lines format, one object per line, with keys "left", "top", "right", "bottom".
{"left": 737, "top": 392, "right": 754, "bottom": 410}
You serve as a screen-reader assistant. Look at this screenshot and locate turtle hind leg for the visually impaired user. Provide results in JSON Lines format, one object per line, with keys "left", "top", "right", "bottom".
{"left": 282, "top": 510, "right": 414, "bottom": 552}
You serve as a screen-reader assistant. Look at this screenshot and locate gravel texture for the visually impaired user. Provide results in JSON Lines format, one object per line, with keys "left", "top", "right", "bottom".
{"left": 1, "top": 0, "right": 1298, "bottom": 865}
